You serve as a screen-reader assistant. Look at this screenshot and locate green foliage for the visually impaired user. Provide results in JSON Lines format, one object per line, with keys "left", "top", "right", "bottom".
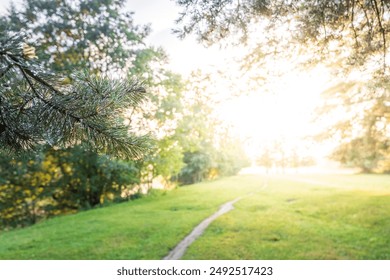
{"left": 134, "top": 70, "right": 187, "bottom": 185}
{"left": 173, "top": 0, "right": 268, "bottom": 45}
{"left": 152, "top": 137, "right": 185, "bottom": 180}
{"left": 0, "top": 149, "right": 52, "bottom": 228}
{"left": 0, "top": 146, "right": 140, "bottom": 230}
{"left": 215, "top": 137, "right": 250, "bottom": 177}
{"left": 177, "top": 141, "right": 249, "bottom": 185}
{"left": 137, "top": 69, "right": 249, "bottom": 186}
{"left": 47, "top": 145, "right": 140, "bottom": 211}
{"left": 322, "top": 80, "right": 390, "bottom": 173}
{"left": 1, "top": 0, "right": 151, "bottom": 75}
{"left": 215, "top": 151, "right": 247, "bottom": 177}
{"left": 331, "top": 135, "right": 390, "bottom": 173}
{"left": 173, "top": 72, "right": 249, "bottom": 185}
{"left": 178, "top": 150, "right": 213, "bottom": 185}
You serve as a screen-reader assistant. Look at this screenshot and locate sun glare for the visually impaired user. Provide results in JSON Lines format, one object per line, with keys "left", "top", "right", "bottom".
{"left": 216, "top": 66, "right": 332, "bottom": 160}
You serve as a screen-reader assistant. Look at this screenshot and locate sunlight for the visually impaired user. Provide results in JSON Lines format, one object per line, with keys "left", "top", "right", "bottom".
{"left": 215, "top": 65, "right": 331, "bottom": 159}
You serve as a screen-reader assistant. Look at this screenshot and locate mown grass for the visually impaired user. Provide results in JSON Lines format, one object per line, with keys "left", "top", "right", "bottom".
{"left": 183, "top": 174, "right": 390, "bottom": 260}
{"left": 0, "top": 173, "right": 389, "bottom": 259}
{"left": 0, "top": 176, "right": 262, "bottom": 259}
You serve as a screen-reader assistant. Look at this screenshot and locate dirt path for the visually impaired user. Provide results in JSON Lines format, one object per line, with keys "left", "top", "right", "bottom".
{"left": 163, "top": 197, "right": 242, "bottom": 260}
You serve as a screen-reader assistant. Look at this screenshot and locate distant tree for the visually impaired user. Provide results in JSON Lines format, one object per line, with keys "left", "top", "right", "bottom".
{"left": 256, "top": 147, "right": 273, "bottom": 174}
{"left": 215, "top": 134, "right": 250, "bottom": 177}
{"left": 289, "top": 149, "right": 300, "bottom": 171}
{"left": 178, "top": 150, "right": 213, "bottom": 185}
{"left": 256, "top": 143, "right": 316, "bottom": 173}
{"left": 176, "top": 71, "right": 249, "bottom": 184}
{"left": 177, "top": 140, "right": 248, "bottom": 185}
{"left": 298, "top": 156, "right": 316, "bottom": 168}
{"left": 273, "top": 140, "right": 288, "bottom": 173}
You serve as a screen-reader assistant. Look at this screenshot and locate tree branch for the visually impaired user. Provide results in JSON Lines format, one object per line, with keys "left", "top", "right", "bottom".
{"left": 371, "top": 0, "right": 387, "bottom": 73}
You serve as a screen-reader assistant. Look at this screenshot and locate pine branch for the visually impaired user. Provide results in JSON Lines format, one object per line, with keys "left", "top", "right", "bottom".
{"left": 0, "top": 31, "right": 150, "bottom": 159}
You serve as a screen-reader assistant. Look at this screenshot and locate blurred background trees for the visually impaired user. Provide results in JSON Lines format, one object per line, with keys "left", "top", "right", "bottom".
{"left": 174, "top": 0, "right": 390, "bottom": 173}
{"left": 256, "top": 144, "right": 316, "bottom": 174}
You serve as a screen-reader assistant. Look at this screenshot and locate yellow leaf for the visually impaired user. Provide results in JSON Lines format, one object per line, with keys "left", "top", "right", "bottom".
{"left": 22, "top": 43, "right": 38, "bottom": 59}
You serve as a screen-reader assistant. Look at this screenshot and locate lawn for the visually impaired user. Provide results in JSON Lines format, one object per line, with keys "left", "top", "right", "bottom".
{"left": 0, "top": 174, "right": 389, "bottom": 259}
{"left": 183, "top": 174, "right": 390, "bottom": 260}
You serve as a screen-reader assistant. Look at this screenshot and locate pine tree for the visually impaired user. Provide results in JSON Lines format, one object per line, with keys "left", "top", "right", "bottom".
{"left": 0, "top": 31, "right": 149, "bottom": 158}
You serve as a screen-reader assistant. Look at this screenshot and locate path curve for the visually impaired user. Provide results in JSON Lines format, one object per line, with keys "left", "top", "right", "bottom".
{"left": 163, "top": 197, "right": 242, "bottom": 260}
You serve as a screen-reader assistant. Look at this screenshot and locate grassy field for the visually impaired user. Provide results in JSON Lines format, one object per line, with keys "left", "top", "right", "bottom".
{"left": 0, "top": 174, "right": 389, "bottom": 259}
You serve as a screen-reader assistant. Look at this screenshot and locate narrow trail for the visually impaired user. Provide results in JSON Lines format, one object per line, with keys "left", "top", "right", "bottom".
{"left": 163, "top": 197, "right": 242, "bottom": 260}
{"left": 163, "top": 179, "right": 268, "bottom": 260}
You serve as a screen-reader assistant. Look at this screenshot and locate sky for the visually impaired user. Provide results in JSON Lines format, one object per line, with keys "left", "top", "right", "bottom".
{"left": 128, "top": 0, "right": 226, "bottom": 74}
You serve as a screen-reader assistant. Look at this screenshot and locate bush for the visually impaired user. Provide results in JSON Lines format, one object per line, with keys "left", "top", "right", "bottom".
{"left": 0, "top": 145, "right": 140, "bottom": 229}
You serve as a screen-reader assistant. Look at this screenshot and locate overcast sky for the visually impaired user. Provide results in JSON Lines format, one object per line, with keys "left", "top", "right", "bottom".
{"left": 0, "top": 0, "right": 227, "bottom": 75}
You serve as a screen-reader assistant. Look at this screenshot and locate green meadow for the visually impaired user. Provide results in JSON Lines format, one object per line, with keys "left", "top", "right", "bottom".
{"left": 0, "top": 174, "right": 389, "bottom": 260}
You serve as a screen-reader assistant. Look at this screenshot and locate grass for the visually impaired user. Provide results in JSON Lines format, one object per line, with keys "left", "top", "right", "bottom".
{"left": 0, "top": 173, "right": 389, "bottom": 259}
{"left": 0, "top": 176, "right": 261, "bottom": 259}
{"left": 183, "top": 174, "right": 390, "bottom": 260}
